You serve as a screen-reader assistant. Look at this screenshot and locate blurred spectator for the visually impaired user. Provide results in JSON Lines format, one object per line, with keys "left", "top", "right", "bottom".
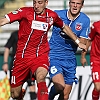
{"left": 2, "top": 30, "right": 37, "bottom": 100}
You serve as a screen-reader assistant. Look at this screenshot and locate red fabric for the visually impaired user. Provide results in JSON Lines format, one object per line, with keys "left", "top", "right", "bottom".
{"left": 90, "top": 57, "right": 100, "bottom": 82}
{"left": 92, "top": 89, "right": 99, "bottom": 100}
{"left": 11, "top": 53, "right": 49, "bottom": 87}
{"left": 7, "top": 7, "right": 64, "bottom": 58}
{"left": 89, "top": 21, "right": 100, "bottom": 57}
{"left": 37, "top": 82, "right": 48, "bottom": 100}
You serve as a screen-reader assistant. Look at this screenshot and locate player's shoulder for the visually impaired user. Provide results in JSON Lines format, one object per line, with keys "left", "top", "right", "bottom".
{"left": 46, "top": 8, "right": 56, "bottom": 14}
{"left": 46, "top": 8, "right": 59, "bottom": 17}
{"left": 18, "top": 7, "right": 33, "bottom": 12}
{"left": 47, "top": 8, "right": 66, "bottom": 14}
{"left": 54, "top": 9, "right": 67, "bottom": 13}
{"left": 54, "top": 9, "right": 67, "bottom": 15}
{"left": 79, "top": 12, "right": 90, "bottom": 24}
{"left": 92, "top": 20, "right": 100, "bottom": 33}
{"left": 93, "top": 20, "right": 100, "bottom": 26}
{"left": 80, "top": 12, "right": 90, "bottom": 20}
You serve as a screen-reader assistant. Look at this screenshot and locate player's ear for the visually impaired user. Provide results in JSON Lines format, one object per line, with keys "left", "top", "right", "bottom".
{"left": 45, "top": 0, "right": 48, "bottom": 6}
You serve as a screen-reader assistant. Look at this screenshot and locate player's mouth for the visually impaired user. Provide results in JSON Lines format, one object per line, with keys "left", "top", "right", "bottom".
{"left": 72, "top": 8, "right": 78, "bottom": 12}
{"left": 35, "top": 9, "right": 40, "bottom": 14}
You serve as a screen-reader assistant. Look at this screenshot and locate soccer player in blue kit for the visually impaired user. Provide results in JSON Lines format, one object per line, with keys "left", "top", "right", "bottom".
{"left": 49, "top": 0, "right": 90, "bottom": 99}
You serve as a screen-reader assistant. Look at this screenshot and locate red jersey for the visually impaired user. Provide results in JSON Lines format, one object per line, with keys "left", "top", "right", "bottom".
{"left": 6, "top": 7, "right": 64, "bottom": 58}
{"left": 89, "top": 21, "right": 100, "bottom": 57}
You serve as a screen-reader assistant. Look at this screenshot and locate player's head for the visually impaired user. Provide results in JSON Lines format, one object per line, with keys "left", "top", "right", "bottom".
{"left": 33, "top": 0, "right": 48, "bottom": 14}
{"left": 69, "top": 0, "right": 84, "bottom": 16}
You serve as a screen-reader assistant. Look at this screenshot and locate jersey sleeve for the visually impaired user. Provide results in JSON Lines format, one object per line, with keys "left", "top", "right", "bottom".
{"left": 5, "top": 7, "right": 27, "bottom": 23}
{"left": 79, "top": 18, "right": 90, "bottom": 39}
{"left": 88, "top": 22, "right": 97, "bottom": 40}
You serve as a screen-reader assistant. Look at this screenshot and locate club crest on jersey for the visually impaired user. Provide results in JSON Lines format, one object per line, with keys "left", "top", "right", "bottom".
{"left": 47, "top": 17, "right": 53, "bottom": 25}
{"left": 75, "top": 23, "right": 82, "bottom": 31}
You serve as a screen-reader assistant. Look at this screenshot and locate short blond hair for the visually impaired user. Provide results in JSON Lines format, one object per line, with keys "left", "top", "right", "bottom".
{"left": 69, "top": 0, "right": 84, "bottom": 5}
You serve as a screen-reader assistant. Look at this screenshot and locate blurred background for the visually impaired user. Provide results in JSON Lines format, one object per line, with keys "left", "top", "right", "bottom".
{"left": 0, "top": 0, "right": 100, "bottom": 100}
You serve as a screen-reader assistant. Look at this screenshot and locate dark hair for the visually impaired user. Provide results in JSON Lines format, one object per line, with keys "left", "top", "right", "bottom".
{"left": 82, "top": 0, "right": 84, "bottom": 5}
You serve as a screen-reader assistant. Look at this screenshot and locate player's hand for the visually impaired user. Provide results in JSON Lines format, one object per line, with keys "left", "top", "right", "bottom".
{"left": 78, "top": 42, "right": 87, "bottom": 52}
{"left": 81, "top": 57, "right": 88, "bottom": 67}
{"left": 2, "top": 63, "right": 8, "bottom": 72}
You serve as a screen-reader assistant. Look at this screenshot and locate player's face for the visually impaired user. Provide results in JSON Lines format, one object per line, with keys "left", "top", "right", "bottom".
{"left": 33, "top": 0, "right": 48, "bottom": 14}
{"left": 69, "top": 0, "right": 83, "bottom": 16}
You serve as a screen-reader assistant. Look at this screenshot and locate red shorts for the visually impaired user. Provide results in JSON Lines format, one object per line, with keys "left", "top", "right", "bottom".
{"left": 90, "top": 57, "right": 100, "bottom": 83}
{"left": 11, "top": 53, "right": 49, "bottom": 87}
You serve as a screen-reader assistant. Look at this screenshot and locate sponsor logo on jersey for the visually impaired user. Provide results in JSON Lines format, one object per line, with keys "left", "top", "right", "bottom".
{"left": 12, "top": 8, "right": 22, "bottom": 14}
{"left": 12, "top": 11, "right": 18, "bottom": 14}
{"left": 31, "top": 20, "right": 48, "bottom": 31}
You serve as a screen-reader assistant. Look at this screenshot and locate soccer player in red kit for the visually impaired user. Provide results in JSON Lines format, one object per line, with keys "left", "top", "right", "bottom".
{"left": 89, "top": 21, "right": 100, "bottom": 100}
{"left": 0, "top": 0, "right": 86, "bottom": 100}
{"left": 81, "top": 21, "right": 100, "bottom": 100}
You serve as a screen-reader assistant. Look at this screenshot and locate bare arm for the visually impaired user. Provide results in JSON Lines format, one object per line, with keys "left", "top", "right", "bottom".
{"left": 0, "top": 17, "right": 10, "bottom": 71}
{"left": 62, "top": 25, "right": 87, "bottom": 51}
{"left": 79, "top": 38, "right": 88, "bottom": 67}
{"left": 81, "top": 39, "right": 91, "bottom": 67}
{"left": 0, "top": 17, "right": 10, "bottom": 26}
{"left": 62, "top": 25, "right": 77, "bottom": 41}
{"left": 2, "top": 48, "right": 10, "bottom": 71}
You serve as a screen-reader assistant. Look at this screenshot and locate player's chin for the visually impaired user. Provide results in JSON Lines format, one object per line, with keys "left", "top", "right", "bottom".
{"left": 72, "top": 12, "right": 79, "bottom": 16}
{"left": 35, "top": 11, "right": 42, "bottom": 14}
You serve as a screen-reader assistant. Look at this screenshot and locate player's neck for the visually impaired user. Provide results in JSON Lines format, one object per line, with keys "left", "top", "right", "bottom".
{"left": 68, "top": 10, "right": 80, "bottom": 20}
{"left": 37, "top": 8, "right": 46, "bottom": 15}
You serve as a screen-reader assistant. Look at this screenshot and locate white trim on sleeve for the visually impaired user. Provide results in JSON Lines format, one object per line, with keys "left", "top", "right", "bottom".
{"left": 5, "top": 14, "right": 10, "bottom": 22}
{"left": 88, "top": 37, "right": 91, "bottom": 40}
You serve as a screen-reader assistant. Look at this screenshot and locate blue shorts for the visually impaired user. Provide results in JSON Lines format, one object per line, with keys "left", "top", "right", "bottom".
{"left": 49, "top": 58, "right": 78, "bottom": 85}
